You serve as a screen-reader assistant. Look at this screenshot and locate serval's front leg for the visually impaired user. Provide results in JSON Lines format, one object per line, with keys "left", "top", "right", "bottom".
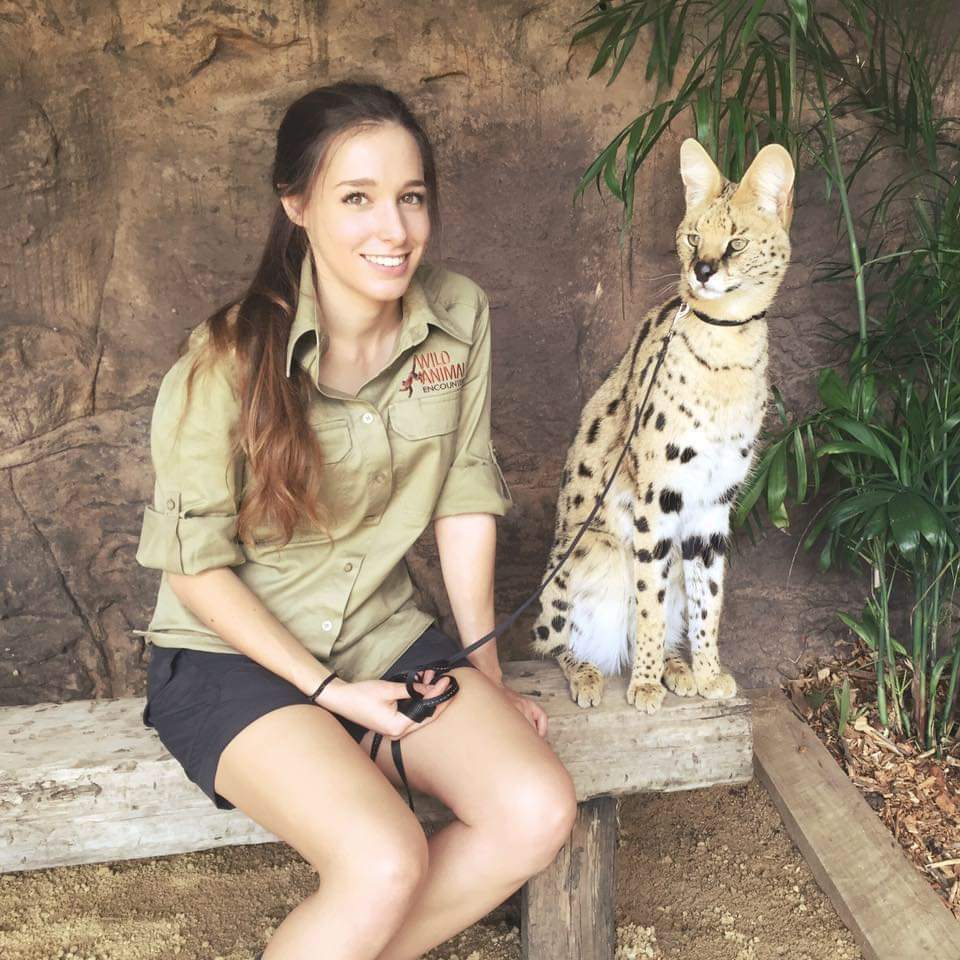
{"left": 627, "top": 526, "right": 673, "bottom": 714}
{"left": 661, "top": 547, "right": 698, "bottom": 697}
{"left": 681, "top": 507, "right": 737, "bottom": 700}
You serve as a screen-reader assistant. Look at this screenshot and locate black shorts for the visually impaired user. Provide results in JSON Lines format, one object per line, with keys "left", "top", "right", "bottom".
{"left": 142, "top": 625, "right": 474, "bottom": 810}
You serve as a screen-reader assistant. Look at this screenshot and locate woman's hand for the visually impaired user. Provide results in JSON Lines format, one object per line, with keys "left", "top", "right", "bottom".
{"left": 497, "top": 683, "right": 548, "bottom": 738}
{"left": 317, "top": 671, "right": 454, "bottom": 739}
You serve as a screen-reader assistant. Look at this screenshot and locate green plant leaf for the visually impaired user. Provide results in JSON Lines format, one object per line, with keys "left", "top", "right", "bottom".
{"left": 694, "top": 87, "right": 715, "bottom": 156}
{"left": 806, "top": 688, "right": 828, "bottom": 711}
{"left": 609, "top": 10, "right": 644, "bottom": 86}
{"left": 830, "top": 416, "right": 900, "bottom": 478}
{"left": 767, "top": 442, "right": 790, "bottom": 529}
{"left": 574, "top": 131, "right": 622, "bottom": 201}
{"left": 770, "top": 384, "right": 789, "bottom": 425}
{"left": 838, "top": 611, "right": 878, "bottom": 650}
{"left": 807, "top": 422, "right": 821, "bottom": 495}
{"left": 603, "top": 144, "right": 624, "bottom": 200}
{"left": 817, "top": 368, "right": 850, "bottom": 410}
{"left": 742, "top": 0, "right": 769, "bottom": 51}
{"left": 665, "top": 4, "right": 688, "bottom": 88}
{"left": 586, "top": 8, "right": 631, "bottom": 78}
{"left": 835, "top": 676, "right": 852, "bottom": 734}
{"left": 726, "top": 96, "right": 747, "bottom": 179}
{"left": 856, "top": 373, "right": 877, "bottom": 417}
{"left": 787, "top": 0, "right": 809, "bottom": 34}
{"left": 825, "top": 490, "right": 895, "bottom": 530}
{"left": 816, "top": 440, "right": 886, "bottom": 460}
{"left": 887, "top": 491, "right": 931, "bottom": 560}
{"left": 734, "top": 466, "right": 766, "bottom": 527}
{"left": 857, "top": 504, "right": 889, "bottom": 542}
{"left": 819, "top": 531, "right": 836, "bottom": 572}
{"left": 792, "top": 428, "right": 808, "bottom": 502}
{"left": 802, "top": 510, "right": 831, "bottom": 551}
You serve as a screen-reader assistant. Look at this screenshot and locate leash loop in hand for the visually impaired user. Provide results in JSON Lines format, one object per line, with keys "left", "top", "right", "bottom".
{"left": 369, "top": 662, "right": 459, "bottom": 809}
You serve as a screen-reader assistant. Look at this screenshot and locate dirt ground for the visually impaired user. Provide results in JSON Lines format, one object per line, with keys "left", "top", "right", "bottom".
{"left": 0, "top": 780, "right": 861, "bottom": 960}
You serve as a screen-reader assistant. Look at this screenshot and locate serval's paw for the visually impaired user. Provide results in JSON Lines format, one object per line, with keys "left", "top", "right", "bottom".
{"left": 569, "top": 664, "right": 604, "bottom": 708}
{"left": 696, "top": 670, "right": 738, "bottom": 700}
{"left": 663, "top": 658, "right": 698, "bottom": 697}
{"left": 626, "top": 679, "right": 666, "bottom": 714}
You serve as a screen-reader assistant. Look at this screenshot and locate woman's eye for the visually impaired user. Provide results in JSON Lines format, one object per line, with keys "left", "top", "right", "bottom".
{"left": 401, "top": 192, "right": 426, "bottom": 206}
{"left": 728, "top": 237, "right": 748, "bottom": 253}
{"left": 343, "top": 192, "right": 368, "bottom": 206}
{"left": 687, "top": 233, "right": 700, "bottom": 247}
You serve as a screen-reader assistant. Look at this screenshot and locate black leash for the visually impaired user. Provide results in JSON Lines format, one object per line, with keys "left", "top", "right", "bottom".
{"left": 370, "top": 299, "right": 759, "bottom": 808}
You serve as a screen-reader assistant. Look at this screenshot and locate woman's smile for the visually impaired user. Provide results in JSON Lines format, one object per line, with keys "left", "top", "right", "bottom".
{"left": 361, "top": 252, "right": 411, "bottom": 274}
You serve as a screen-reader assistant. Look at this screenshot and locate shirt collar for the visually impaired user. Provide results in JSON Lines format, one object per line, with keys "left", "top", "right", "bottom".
{"left": 284, "top": 253, "right": 472, "bottom": 382}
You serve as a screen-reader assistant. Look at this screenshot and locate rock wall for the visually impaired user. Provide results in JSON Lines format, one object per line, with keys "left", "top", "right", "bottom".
{"left": 1, "top": 0, "right": 861, "bottom": 704}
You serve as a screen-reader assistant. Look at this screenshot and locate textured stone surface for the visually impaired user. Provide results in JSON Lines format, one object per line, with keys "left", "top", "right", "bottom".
{"left": 2, "top": 0, "right": 870, "bottom": 705}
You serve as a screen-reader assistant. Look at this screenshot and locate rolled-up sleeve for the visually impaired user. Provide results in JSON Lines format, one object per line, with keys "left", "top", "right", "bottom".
{"left": 136, "top": 349, "right": 246, "bottom": 575}
{"left": 432, "top": 295, "right": 513, "bottom": 520}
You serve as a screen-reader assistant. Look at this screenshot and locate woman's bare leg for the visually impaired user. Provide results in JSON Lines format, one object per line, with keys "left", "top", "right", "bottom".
{"left": 213, "top": 704, "right": 428, "bottom": 960}
{"left": 361, "top": 668, "right": 578, "bottom": 960}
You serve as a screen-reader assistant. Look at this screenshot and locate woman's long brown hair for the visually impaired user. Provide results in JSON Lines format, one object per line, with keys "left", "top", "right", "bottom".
{"left": 178, "top": 83, "right": 441, "bottom": 547}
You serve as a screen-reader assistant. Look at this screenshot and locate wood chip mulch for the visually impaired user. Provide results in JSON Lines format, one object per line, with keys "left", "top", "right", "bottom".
{"left": 785, "top": 643, "right": 960, "bottom": 919}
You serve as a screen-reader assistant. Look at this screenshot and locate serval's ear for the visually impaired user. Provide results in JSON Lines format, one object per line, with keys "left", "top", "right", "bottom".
{"left": 734, "top": 144, "right": 796, "bottom": 228}
{"left": 680, "top": 139, "right": 724, "bottom": 212}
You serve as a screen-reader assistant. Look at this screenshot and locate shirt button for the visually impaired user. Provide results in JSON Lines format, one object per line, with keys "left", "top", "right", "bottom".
{"left": 321, "top": 620, "right": 333, "bottom": 632}
{"left": 361, "top": 412, "right": 375, "bottom": 424}
{"left": 343, "top": 562, "right": 353, "bottom": 573}
{"left": 165, "top": 499, "right": 176, "bottom": 510}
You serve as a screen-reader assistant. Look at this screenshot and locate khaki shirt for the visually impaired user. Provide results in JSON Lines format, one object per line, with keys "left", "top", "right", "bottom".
{"left": 134, "top": 253, "right": 513, "bottom": 681}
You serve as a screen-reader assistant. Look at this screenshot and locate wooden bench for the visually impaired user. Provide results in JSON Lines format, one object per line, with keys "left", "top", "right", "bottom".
{"left": 0, "top": 660, "right": 752, "bottom": 959}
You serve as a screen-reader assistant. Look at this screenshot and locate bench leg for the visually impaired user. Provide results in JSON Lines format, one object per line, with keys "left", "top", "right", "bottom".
{"left": 520, "top": 795, "right": 618, "bottom": 960}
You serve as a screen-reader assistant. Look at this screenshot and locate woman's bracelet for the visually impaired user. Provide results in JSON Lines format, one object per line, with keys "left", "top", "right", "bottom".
{"left": 309, "top": 671, "right": 340, "bottom": 703}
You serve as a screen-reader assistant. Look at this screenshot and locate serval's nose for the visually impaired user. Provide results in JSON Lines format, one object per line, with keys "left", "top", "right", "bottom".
{"left": 694, "top": 260, "right": 718, "bottom": 284}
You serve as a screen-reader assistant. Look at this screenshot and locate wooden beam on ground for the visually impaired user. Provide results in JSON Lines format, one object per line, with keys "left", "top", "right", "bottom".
{"left": 521, "top": 796, "right": 618, "bottom": 960}
{"left": 0, "top": 662, "right": 751, "bottom": 873}
{"left": 748, "top": 689, "right": 960, "bottom": 960}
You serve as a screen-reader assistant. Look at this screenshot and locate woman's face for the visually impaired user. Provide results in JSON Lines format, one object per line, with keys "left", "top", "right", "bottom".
{"left": 284, "top": 122, "right": 432, "bottom": 312}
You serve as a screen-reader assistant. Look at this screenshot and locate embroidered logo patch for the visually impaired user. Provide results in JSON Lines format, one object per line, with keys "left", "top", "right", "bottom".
{"left": 399, "top": 350, "right": 465, "bottom": 397}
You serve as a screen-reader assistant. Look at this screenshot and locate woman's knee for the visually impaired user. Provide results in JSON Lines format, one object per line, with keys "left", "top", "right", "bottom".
{"left": 496, "top": 764, "right": 578, "bottom": 873}
{"left": 285, "top": 830, "right": 428, "bottom": 948}
{"left": 339, "top": 825, "right": 430, "bottom": 907}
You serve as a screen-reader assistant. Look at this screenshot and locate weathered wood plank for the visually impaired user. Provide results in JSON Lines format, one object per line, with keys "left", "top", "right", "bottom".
{"left": 749, "top": 689, "right": 960, "bottom": 960}
{"left": 0, "top": 662, "right": 751, "bottom": 873}
{"left": 521, "top": 796, "right": 618, "bottom": 960}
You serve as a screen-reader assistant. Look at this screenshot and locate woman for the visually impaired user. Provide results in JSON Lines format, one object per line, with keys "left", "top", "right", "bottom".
{"left": 135, "top": 82, "right": 577, "bottom": 960}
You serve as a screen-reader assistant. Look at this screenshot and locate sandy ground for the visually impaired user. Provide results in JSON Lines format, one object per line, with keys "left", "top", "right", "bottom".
{"left": 0, "top": 780, "right": 861, "bottom": 960}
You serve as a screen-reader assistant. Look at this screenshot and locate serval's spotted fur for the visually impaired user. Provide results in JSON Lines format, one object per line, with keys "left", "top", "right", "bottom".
{"left": 531, "top": 139, "right": 795, "bottom": 713}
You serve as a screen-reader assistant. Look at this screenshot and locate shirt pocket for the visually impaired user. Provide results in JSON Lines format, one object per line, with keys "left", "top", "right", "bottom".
{"left": 313, "top": 416, "right": 352, "bottom": 463}
{"left": 387, "top": 393, "right": 461, "bottom": 440}
{"left": 309, "top": 414, "right": 366, "bottom": 531}
{"left": 387, "top": 393, "right": 462, "bottom": 517}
